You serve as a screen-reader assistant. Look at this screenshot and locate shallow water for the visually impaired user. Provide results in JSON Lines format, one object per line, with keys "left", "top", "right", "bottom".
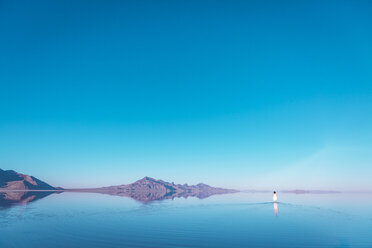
{"left": 1, "top": 192, "right": 372, "bottom": 247}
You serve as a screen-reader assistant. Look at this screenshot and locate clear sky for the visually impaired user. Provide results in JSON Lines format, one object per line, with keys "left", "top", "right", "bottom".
{"left": 1, "top": 0, "right": 371, "bottom": 190}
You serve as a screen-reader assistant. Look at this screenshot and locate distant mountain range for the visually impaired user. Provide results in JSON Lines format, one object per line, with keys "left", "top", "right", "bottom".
{"left": 280, "top": 189, "right": 341, "bottom": 194}
{"left": 0, "top": 169, "right": 56, "bottom": 191}
{"left": 0, "top": 169, "right": 237, "bottom": 203}
{"left": 67, "top": 176, "right": 238, "bottom": 203}
{"left": 241, "top": 189, "right": 342, "bottom": 194}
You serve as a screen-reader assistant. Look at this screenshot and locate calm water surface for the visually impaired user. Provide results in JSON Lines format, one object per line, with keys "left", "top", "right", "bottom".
{"left": 1, "top": 192, "right": 372, "bottom": 247}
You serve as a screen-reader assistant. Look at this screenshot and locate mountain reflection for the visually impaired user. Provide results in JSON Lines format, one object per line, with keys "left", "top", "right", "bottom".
{"left": 71, "top": 189, "right": 228, "bottom": 203}
{"left": 0, "top": 191, "right": 55, "bottom": 209}
{"left": 0, "top": 189, "right": 234, "bottom": 208}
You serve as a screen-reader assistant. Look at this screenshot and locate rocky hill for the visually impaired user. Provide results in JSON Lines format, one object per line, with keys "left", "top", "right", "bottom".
{"left": 72, "top": 177, "right": 238, "bottom": 203}
{"left": 0, "top": 169, "right": 56, "bottom": 191}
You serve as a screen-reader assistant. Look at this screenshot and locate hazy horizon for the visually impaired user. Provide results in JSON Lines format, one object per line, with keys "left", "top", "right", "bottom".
{"left": 1, "top": 1, "right": 372, "bottom": 191}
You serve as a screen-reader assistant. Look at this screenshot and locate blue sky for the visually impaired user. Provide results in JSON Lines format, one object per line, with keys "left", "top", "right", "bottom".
{"left": 1, "top": 0, "right": 371, "bottom": 190}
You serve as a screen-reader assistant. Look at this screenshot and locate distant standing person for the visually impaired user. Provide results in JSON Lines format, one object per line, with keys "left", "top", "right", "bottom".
{"left": 273, "top": 191, "right": 277, "bottom": 202}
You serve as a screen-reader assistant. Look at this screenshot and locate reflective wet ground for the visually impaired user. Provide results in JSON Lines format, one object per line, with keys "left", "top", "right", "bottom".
{"left": 1, "top": 191, "right": 371, "bottom": 247}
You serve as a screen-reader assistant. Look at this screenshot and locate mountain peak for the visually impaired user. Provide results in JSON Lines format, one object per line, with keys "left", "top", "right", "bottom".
{"left": 143, "top": 176, "right": 155, "bottom": 181}
{"left": 136, "top": 176, "right": 157, "bottom": 183}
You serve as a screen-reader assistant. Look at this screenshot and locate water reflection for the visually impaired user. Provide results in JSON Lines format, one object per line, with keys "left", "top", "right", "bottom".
{"left": 0, "top": 189, "right": 237, "bottom": 209}
{"left": 273, "top": 202, "right": 279, "bottom": 216}
{"left": 1, "top": 192, "right": 372, "bottom": 248}
{"left": 0, "top": 191, "right": 55, "bottom": 209}
{"left": 76, "top": 189, "right": 232, "bottom": 203}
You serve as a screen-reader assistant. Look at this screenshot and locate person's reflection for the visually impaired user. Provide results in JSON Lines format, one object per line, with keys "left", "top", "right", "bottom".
{"left": 273, "top": 202, "right": 279, "bottom": 216}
